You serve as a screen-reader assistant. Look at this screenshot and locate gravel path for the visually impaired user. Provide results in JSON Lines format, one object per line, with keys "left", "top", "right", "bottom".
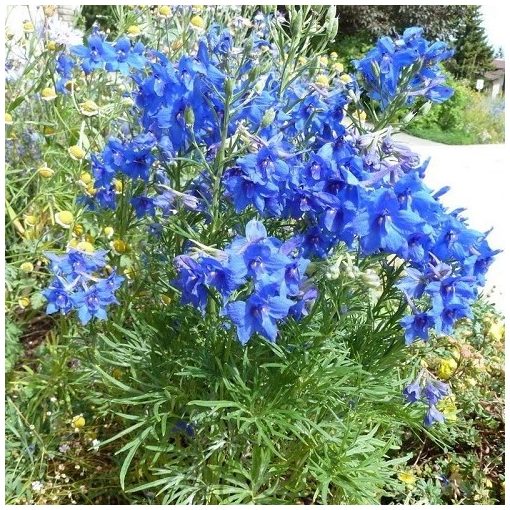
{"left": 394, "top": 133, "right": 506, "bottom": 313}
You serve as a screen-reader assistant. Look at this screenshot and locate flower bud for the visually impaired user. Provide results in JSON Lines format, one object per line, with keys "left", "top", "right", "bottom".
{"left": 38, "top": 164, "right": 54, "bottom": 178}
{"left": 184, "top": 106, "right": 195, "bottom": 126}
{"left": 68, "top": 145, "right": 86, "bottom": 160}
{"left": 261, "top": 108, "right": 276, "bottom": 128}
{"left": 20, "top": 262, "right": 34, "bottom": 273}
{"left": 55, "top": 211, "right": 74, "bottom": 228}
{"left": 18, "top": 297, "right": 31, "bottom": 309}
{"left": 5, "top": 112, "right": 13, "bottom": 125}
{"left": 41, "top": 87, "right": 57, "bottom": 101}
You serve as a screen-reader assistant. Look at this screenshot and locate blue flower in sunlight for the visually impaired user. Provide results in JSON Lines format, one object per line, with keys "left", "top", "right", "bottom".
{"left": 131, "top": 195, "right": 156, "bottom": 218}
{"left": 106, "top": 37, "right": 146, "bottom": 75}
{"left": 42, "top": 277, "right": 77, "bottom": 315}
{"left": 423, "top": 380, "right": 450, "bottom": 406}
{"left": 225, "top": 285, "right": 295, "bottom": 345}
{"left": 71, "top": 284, "right": 118, "bottom": 324}
{"left": 71, "top": 33, "right": 116, "bottom": 74}
{"left": 403, "top": 378, "right": 422, "bottom": 403}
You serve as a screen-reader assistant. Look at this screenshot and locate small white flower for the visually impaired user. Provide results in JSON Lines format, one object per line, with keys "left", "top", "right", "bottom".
{"left": 59, "top": 443, "right": 70, "bottom": 453}
{"left": 31, "top": 480, "right": 44, "bottom": 492}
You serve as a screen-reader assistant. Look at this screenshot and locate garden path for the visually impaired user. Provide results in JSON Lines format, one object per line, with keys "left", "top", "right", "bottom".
{"left": 394, "top": 133, "right": 506, "bottom": 312}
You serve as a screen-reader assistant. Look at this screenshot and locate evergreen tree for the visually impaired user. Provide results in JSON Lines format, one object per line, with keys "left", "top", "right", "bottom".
{"left": 448, "top": 6, "right": 494, "bottom": 82}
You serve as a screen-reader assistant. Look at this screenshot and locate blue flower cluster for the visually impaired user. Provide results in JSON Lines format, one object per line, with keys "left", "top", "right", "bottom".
{"left": 172, "top": 219, "right": 315, "bottom": 344}
{"left": 403, "top": 372, "right": 450, "bottom": 426}
{"left": 53, "top": 19, "right": 498, "bottom": 349}
{"left": 354, "top": 26, "right": 454, "bottom": 108}
{"left": 42, "top": 249, "right": 124, "bottom": 325}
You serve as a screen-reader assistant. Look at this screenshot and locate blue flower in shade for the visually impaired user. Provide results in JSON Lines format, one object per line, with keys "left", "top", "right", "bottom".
{"left": 131, "top": 195, "right": 156, "bottom": 218}
{"left": 201, "top": 255, "right": 246, "bottom": 301}
{"left": 401, "top": 312, "right": 435, "bottom": 344}
{"left": 424, "top": 405, "right": 445, "bottom": 427}
{"left": 288, "top": 284, "right": 318, "bottom": 319}
{"left": 172, "top": 255, "right": 208, "bottom": 312}
{"left": 423, "top": 380, "right": 450, "bottom": 405}
{"left": 71, "top": 284, "right": 117, "bottom": 324}
{"left": 403, "top": 378, "right": 422, "bottom": 403}
{"left": 225, "top": 286, "right": 295, "bottom": 345}
{"left": 71, "top": 33, "right": 116, "bottom": 74}
{"left": 301, "top": 226, "right": 334, "bottom": 259}
{"left": 91, "top": 154, "right": 115, "bottom": 187}
{"left": 95, "top": 186, "right": 117, "bottom": 210}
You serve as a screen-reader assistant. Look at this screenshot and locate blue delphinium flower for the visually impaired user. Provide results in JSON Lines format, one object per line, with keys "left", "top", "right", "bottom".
{"left": 403, "top": 378, "right": 422, "bottom": 403}
{"left": 71, "top": 31, "right": 116, "bottom": 74}
{"left": 71, "top": 284, "right": 118, "bottom": 324}
{"left": 226, "top": 285, "right": 295, "bottom": 344}
{"left": 424, "top": 404, "right": 445, "bottom": 426}
{"left": 105, "top": 37, "right": 146, "bottom": 75}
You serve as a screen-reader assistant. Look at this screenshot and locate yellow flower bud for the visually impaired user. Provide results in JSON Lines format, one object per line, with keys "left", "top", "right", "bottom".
{"left": 113, "top": 179, "right": 123, "bottom": 193}
{"left": 76, "top": 241, "right": 95, "bottom": 253}
{"left": 190, "top": 15, "right": 206, "bottom": 30}
{"left": 330, "top": 51, "right": 338, "bottom": 60}
{"left": 127, "top": 25, "right": 141, "bottom": 37}
{"left": 24, "top": 215, "right": 37, "bottom": 227}
{"left": 340, "top": 73, "right": 352, "bottom": 84}
{"left": 23, "top": 21, "right": 34, "bottom": 33}
{"left": 84, "top": 234, "right": 94, "bottom": 244}
{"left": 68, "top": 145, "right": 86, "bottom": 160}
{"left": 72, "top": 224, "right": 84, "bottom": 236}
{"left": 112, "top": 368, "right": 124, "bottom": 380}
{"left": 68, "top": 238, "right": 80, "bottom": 248}
{"left": 43, "top": 126, "right": 56, "bottom": 136}
{"left": 103, "top": 226, "right": 114, "bottom": 239}
{"left": 333, "top": 62, "right": 344, "bottom": 74}
{"left": 46, "top": 40, "right": 57, "bottom": 51}
{"left": 297, "top": 56, "right": 307, "bottom": 66}
{"left": 79, "top": 172, "right": 93, "bottom": 185}
{"left": 79, "top": 99, "right": 99, "bottom": 117}
{"left": 356, "top": 110, "right": 367, "bottom": 122}
{"left": 20, "top": 262, "right": 34, "bottom": 273}
{"left": 71, "top": 415, "right": 86, "bottom": 429}
{"left": 43, "top": 5, "right": 57, "bottom": 17}
{"left": 111, "top": 239, "right": 128, "bottom": 254}
{"left": 38, "top": 164, "right": 55, "bottom": 178}
{"left": 18, "top": 297, "right": 31, "bottom": 309}
{"left": 315, "top": 75, "right": 330, "bottom": 88}
{"left": 159, "top": 5, "right": 171, "bottom": 17}
{"left": 5, "top": 113, "right": 13, "bottom": 125}
{"left": 161, "top": 294, "right": 172, "bottom": 305}
{"left": 41, "top": 87, "right": 57, "bottom": 101}
{"left": 55, "top": 210, "right": 74, "bottom": 228}
{"left": 319, "top": 56, "right": 328, "bottom": 66}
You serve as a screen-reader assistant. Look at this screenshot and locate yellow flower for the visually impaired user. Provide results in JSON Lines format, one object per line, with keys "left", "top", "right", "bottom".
{"left": 437, "top": 396, "right": 458, "bottom": 422}
{"left": 437, "top": 358, "right": 457, "bottom": 380}
{"left": 68, "top": 145, "right": 86, "bottom": 160}
{"left": 5, "top": 112, "right": 13, "bottom": 125}
{"left": 111, "top": 239, "right": 128, "bottom": 254}
{"left": 79, "top": 99, "right": 99, "bottom": 117}
{"left": 488, "top": 322, "right": 504, "bottom": 342}
{"left": 161, "top": 294, "right": 172, "bottom": 305}
{"left": 319, "top": 56, "right": 329, "bottom": 66}
{"left": 20, "top": 262, "right": 34, "bottom": 273}
{"left": 18, "top": 297, "right": 31, "bottom": 309}
{"left": 76, "top": 241, "right": 95, "bottom": 253}
{"left": 71, "top": 415, "right": 86, "bottom": 429}
{"left": 41, "top": 87, "right": 57, "bottom": 101}
{"left": 85, "top": 183, "right": 97, "bottom": 196}
{"left": 190, "top": 15, "right": 206, "bottom": 31}
{"left": 340, "top": 73, "right": 352, "bottom": 84}
{"left": 68, "top": 238, "right": 80, "bottom": 249}
{"left": 158, "top": 5, "right": 171, "bottom": 17}
{"left": 24, "top": 215, "right": 37, "bottom": 227}
{"left": 333, "top": 62, "right": 344, "bottom": 74}
{"left": 103, "top": 226, "right": 114, "bottom": 239}
{"left": 55, "top": 210, "right": 74, "bottom": 229}
{"left": 315, "top": 75, "right": 330, "bottom": 88}
{"left": 330, "top": 51, "right": 338, "bottom": 60}
{"left": 356, "top": 110, "right": 367, "bottom": 122}
{"left": 43, "top": 5, "right": 57, "bottom": 17}
{"left": 38, "top": 164, "right": 55, "bottom": 178}
{"left": 397, "top": 471, "right": 417, "bottom": 485}
{"left": 79, "top": 172, "right": 93, "bottom": 185}
{"left": 72, "top": 224, "right": 84, "bottom": 236}
{"left": 46, "top": 40, "right": 57, "bottom": 51}
{"left": 113, "top": 179, "right": 123, "bottom": 193}
{"left": 23, "top": 21, "right": 34, "bottom": 33}
{"left": 127, "top": 25, "right": 141, "bottom": 37}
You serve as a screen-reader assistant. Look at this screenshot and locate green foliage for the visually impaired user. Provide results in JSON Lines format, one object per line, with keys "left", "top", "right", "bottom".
{"left": 392, "top": 299, "right": 505, "bottom": 504}
{"left": 447, "top": 6, "right": 495, "bottom": 82}
{"left": 335, "top": 5, "right": 472, "bottom": 40}
{"left": 406, "top": 78, "right": 505, "bottom": 144}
